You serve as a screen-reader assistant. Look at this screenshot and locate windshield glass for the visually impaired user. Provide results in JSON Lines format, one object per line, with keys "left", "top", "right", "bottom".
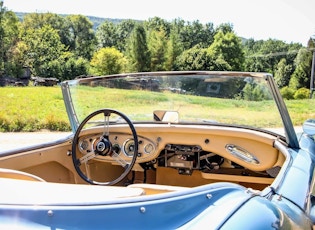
{"left": 63, "top": 72, "right": 284, "bottom": 134}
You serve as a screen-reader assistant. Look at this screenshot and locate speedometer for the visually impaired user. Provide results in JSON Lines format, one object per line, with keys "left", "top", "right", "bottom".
{"left": 123, "top": 139, "right": 135, "bottom": 157}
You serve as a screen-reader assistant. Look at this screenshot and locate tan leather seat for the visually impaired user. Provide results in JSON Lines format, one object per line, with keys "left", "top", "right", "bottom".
{"left": 0, "top": 178, "right": 145, "bottom": 205}
{"left": 0, "top": 168, "right": 45, "bottom": 182}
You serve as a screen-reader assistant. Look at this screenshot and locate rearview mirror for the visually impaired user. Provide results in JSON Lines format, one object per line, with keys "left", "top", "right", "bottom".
{"left": 154, "top": 110, "right": 179, "bottom": 123}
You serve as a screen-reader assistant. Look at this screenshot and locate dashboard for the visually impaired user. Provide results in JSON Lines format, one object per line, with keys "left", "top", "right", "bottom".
{"left": 76, "top": 124, "right": 283, "bottom": 173}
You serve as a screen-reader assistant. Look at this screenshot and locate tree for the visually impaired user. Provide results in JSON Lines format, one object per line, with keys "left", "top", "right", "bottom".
{"left": 242, "top": 83, "right": 268, "bottom": 101}
{"left": 1, "top": 9, "right": 20, "bottom": 75}
{"left": 21, "top": 13, "right": 71, "bottom": 48}
{"left": 90, "top": 47, "right": 126, "bottom": 75}
{"left": 144, "top": 17, "right": 171, "bottom": 37}
{"left": 5, "top": 41, "right": 27, "bottom": 78}
{"left": 289, "top": 47, "right": 312, "bottom": 89}
{"left": 148, "top": 29, "right": 167, "bottom": 71}
{"left": 215, "top": 23, "right": 234, "bottom": 34}
{"left": 22, "top": 25, "right": 66, "bottom": 78}
{"left": 274, "top": 58, "right": 292, "bottom": 88}
{"left": 0, "top": 2, "right": 19, "bottom": 73}
{"left": 115, "top": 20, "right": 137, "bottom": 52}
{"left": 207, "top": 31, "right": 244, "bottom": 71}
{"left": 256, "top": 39, "right": 301, "bottom": 75}
{"left": 164, "top": 30, "right": 184, "bottom": 70}
{"left": 0, "top": 1, "right": 6, "bottom": 71}
{"left": 96, "top": 21, "right": 118, "bottom": 49}
{"left": 61, "top": 52, "right": 89, "bottom": 80}
{"left": 66, "top": 15, "right": 96, "bottom": 60}
{"left": 178, "top": 20, "right": 215, "bottom": 50}
{"left": 243, "top": 38, "right": 302, "bottom": 79}
{"left": 243, "top": 39, "right": 265, "bottom": 72}
{"left": 125, "top": 24, "right": 150, "bottom": 72}
{"left": 174, "top": 45, "right": 213, "bottom": 71}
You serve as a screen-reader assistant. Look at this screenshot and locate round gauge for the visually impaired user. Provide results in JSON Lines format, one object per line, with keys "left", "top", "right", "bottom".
{"left": 79, "top": 139, "right": 90, "bottom": 151}
{"left": 123, "top": 139, "right": 135, "bottom": 157}
{"left": 144, "top": 143, "right": 154, "bottom": 154}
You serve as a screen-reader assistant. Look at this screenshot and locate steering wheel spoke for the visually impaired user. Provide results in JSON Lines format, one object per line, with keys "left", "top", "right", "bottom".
{"left": 79, "top": 151, "right": 96, "bottom": 164}
{"left": 112, "top": 152, "right": 129, "bottom": 167}
{"left": 72, "top": 109, "right": 138, "bottom": 186}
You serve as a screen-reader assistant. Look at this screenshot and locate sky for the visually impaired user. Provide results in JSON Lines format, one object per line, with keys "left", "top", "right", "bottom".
{"left": 4, "top": 0, "right": 315, "bottom": 46}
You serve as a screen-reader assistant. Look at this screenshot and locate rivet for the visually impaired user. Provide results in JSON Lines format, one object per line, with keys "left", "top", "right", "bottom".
{"left": 277, "top": 194, "right": 282, "bottom": 201}
{"left": 140, "top": 207, "right": 146, "bottom": 213}
{"left": 47, "top": 210, "right": 54, "bottom": 216}
{"left": 206, "top": 194, "right": 212, "bottom": 199}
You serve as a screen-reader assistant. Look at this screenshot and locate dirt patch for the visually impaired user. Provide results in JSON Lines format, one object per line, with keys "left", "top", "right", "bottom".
{"left": 0, "top": 132, "right": 72, "bottom": 152}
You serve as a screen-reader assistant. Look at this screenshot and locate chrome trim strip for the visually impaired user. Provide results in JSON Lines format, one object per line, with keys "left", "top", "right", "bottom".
{"left": 225, "top": 144, "right": 260, "bottom": 164}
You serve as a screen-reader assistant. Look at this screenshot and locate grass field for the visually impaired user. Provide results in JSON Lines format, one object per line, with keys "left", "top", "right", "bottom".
{"left": 0, "top": 86, "right": 70, "bottom": 131}
{"left": 0, "top": 86, "right": 315, "bottom": 132}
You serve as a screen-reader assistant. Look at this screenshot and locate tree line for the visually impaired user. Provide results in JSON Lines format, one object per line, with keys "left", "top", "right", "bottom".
{"left": 0, "top": 1, "right": 314, "bottom": 98}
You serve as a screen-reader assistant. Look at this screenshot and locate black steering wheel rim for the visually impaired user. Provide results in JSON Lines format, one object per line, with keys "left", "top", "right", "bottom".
{"left": 71, "top": 109, "right": 138, "bottom": 185}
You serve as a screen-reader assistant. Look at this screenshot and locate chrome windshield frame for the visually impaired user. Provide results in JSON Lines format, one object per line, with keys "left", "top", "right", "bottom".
{"left": 60, "top": 71, "right": 298, "bottom": 148}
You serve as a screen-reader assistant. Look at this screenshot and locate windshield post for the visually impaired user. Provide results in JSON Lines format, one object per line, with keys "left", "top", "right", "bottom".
{"left": 264, "top": 74, "right": 299, "bottom": 148}
{"left": 61, "top": 82, "right": 80, "bottom": 133}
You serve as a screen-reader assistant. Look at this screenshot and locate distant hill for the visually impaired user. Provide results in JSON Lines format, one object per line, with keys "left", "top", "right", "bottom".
{"left": 14, "top": 12, "right": 128, "bottom": 30}
{"left": 14, "top": 12, "right": 248, "bottom": 42}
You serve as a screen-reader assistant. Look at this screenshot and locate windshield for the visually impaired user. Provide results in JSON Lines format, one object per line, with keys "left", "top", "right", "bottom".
{"left": 61, "top": 71, "right": 285, "bottom": 135}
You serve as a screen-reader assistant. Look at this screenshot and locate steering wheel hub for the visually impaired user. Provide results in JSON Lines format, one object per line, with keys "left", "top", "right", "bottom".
{"left": 95, "top": 138, "right": 112, "bottom": 156}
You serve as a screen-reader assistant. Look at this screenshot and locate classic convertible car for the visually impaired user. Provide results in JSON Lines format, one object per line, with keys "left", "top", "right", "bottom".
{"left": 0, "top": 71, "right": 315, "bottom": 229}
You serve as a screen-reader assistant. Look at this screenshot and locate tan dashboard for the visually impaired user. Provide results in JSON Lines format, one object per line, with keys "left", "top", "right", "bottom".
{"left": 76, "top": 124, "right": 283, "bottom": 172}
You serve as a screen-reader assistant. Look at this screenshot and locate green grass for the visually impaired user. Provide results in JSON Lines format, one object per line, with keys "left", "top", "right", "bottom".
{"left": 0, "top": 86, "right": 315, "bottom": 132}
{"left": 0, "top": 86, "right": 70, "bottom": 132}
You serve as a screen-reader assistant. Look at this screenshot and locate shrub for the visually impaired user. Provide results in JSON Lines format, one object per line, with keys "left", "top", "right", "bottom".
{"left": 280, "top": 86, "right": 294, "bottom": 100}
{"left": 294, "top": 88, "right": 310, "bottom": 99}
{"left": 45, "top": 114, "right": 71, "bottom": 131}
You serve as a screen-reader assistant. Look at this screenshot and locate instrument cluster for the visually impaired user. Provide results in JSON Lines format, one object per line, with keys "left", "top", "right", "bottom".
{"left": 78, "top": 133, "right": 157, "bottom": 163}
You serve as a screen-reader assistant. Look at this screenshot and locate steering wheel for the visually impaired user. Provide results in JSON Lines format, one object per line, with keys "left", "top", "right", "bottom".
{"left": 71, "top": 109, "right": 138, "bottom": 185}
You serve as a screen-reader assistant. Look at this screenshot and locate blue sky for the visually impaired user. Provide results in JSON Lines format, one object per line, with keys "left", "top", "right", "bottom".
{"left": 4, "top": 0, "right": 315, "bottom": 46}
